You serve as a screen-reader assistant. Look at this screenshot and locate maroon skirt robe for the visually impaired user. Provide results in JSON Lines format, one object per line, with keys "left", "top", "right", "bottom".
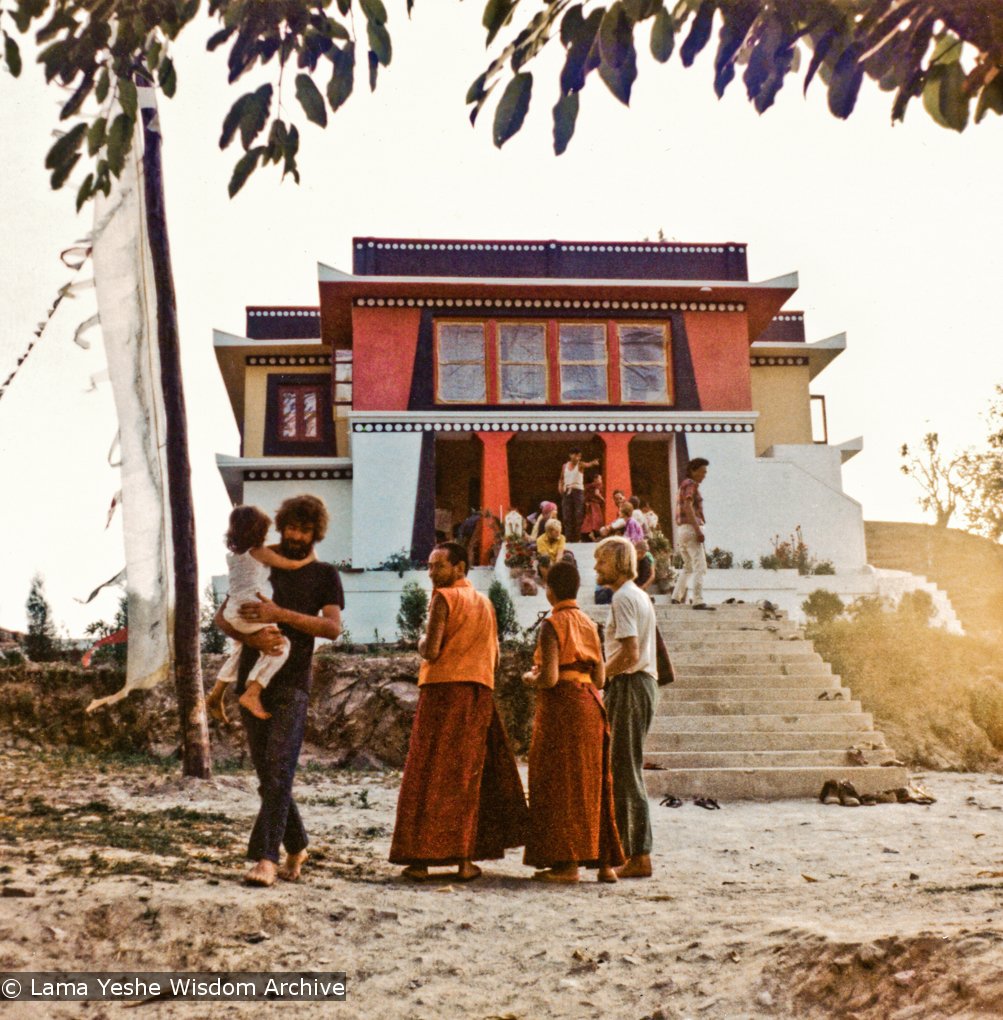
{"left": 389, "top": 682, "right": 528, "bottom": 866}
{"left": 524, "top": 680, "right": 625, "bottom": 870}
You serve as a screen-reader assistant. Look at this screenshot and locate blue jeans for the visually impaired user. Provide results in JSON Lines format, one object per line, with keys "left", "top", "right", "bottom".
{"left": 241, "top": 687, "right": 309, "bottom": 863}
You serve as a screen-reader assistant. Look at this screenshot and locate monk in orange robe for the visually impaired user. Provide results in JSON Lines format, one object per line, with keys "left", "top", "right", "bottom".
{"left": 390, "top": 541, "right": 527, "bottom": 882}
{"left": 522, "top": 561, "right": 625, "bottom": 883}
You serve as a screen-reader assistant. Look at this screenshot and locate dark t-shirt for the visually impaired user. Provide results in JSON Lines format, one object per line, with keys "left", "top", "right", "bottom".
{"left": 636, "top": 552, "right": 654, "bottom": 588}
{"left": 236, "top": 561, "right": 344, "bottom": 695}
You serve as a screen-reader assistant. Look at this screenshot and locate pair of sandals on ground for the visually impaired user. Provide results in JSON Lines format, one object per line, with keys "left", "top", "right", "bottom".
{"left": 819, "top": 779, "right": 935, "bottom": 807}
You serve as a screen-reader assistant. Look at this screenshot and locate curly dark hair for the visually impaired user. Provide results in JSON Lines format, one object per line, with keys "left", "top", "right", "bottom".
{"left": 226, "top": 505, "right": 271, "bottom": 554}
{"left": 274, "top": 494, "right": 329, "bottom": 542}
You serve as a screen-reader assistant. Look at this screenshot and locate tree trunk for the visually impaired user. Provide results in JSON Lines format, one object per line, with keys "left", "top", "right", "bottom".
{"left": 140, "top": 101, "right": 211, "bottom": 779}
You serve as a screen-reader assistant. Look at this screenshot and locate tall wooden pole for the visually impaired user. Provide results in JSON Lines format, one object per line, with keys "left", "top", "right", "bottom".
{"left": 140, "top": 97, "right": 211, "bottom": 778}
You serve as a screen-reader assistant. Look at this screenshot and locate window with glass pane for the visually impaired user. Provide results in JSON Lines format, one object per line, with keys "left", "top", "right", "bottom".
{"left": 619, "top": 324, "right": 670, "bottom": 403}
{"left": 278, "top": 386, "right": 322, "bottom": 441}
{"left": 558, "top": 323, "right": 608, "bottom": 402}
{"left": 334, "top": 350, "right": 352, "bottom": 405}
{"left": 437, "top": 323, "right": 487, "bottom": 403}
{"left": 498, "top": 323, "right": 547, "bottom": 403}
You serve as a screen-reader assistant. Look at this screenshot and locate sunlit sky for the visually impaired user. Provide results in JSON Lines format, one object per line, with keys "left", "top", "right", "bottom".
{"left": 1, "top": 4, "right": 1000, "bottom": 636}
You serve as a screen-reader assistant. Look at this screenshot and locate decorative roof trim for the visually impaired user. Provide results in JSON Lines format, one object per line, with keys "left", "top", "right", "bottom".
{"left": 750, "top": 356, "right": 809, "bottom": 367}
{"left": 355, "top": 240, "right": 746, "bottom": 255}
{"left": 352, "top": 421, "right": 754, "bottom": 435}
{"left": 352, "top": 296, "right": 745, "bottom": 313}
{"left": 246, "top": 355, "right": 331, "bottom": 367}
{"left": 244, "top": 468, "right": 352, "bottom": 481}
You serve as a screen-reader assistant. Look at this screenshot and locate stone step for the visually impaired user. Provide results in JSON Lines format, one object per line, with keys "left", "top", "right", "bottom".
{"left": 639, "top": 764, "right": 910, "bottom": 800}
{"left": 644, "top": 749, "right": 904, "bottom": 769}
{"left": 646, "top": 731, "right": 889, "bottom": 752}
{"left": 670, "top": 651, "right": 824, "bottom": 665}
{"left": 664, "top": 635, "right": 811, "bottom": 648}
{"left": 660, "top": 700, "right": 861, "bottom": 716}
{"left": 650, "top": 713, "right": 874, "bottom": 733}
{"left": 663, "top": 674, "right": 843, "bottom": 689}
{"left": 677, "top": 662, "right": 832, "bottom": 676}
{"left": 660, "top": 686, "right": 848, "bottom": 702}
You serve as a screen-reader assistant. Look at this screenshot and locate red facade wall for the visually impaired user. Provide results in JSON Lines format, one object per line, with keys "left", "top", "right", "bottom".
{"left": 682, "top": 311, "right": 752, "bottom": 410}
{"left": 351, "top": 306, "right": 421, "bottom": 411}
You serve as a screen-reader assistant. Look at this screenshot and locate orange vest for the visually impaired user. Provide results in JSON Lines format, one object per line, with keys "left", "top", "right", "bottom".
{"left": 533, "top": 600, "right": 602, "bottom": 684}
{"left": 418, "top": 578, "right": 498, "bottom": 688}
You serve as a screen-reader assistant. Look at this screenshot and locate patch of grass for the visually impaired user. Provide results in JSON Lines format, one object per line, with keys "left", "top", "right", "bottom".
{"left": 808, "top": 608, "right": 1003, "bottom": 770}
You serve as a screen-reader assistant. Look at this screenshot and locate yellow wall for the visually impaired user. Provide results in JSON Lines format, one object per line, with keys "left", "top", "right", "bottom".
{"left": 750, "top": 364, "right": 813, "bottom": 455}
{"left": 243, "top": 365, "right": 332, "bottom": 457}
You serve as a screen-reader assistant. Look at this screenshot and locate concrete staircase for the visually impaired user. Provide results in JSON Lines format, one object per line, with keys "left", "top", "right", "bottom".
{"left": 589, "top": 602, "right": 909, "bottom": 801}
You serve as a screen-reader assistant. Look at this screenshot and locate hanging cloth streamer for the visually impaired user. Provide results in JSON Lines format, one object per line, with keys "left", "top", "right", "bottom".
{"left": 85, "top": 94, "right": 175, "bottom": 713}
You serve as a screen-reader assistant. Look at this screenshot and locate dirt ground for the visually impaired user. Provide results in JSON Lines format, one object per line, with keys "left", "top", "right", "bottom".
{"left": 2, "top": 748, "right": 1003, "bottom": 1019}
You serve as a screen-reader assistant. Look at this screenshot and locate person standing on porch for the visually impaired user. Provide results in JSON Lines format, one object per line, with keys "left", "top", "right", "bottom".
{"left": 558, "top": 447, "right": 599, "bottom": 542}
{"left": 580, "top": 471, "right": 605, "bottom": 541}
{"left": 594, "top": 535, "right": 659, "bottom": 879}
{"left": 671, "top": 458, "right": 713, "bottom": 610}
{"left": 389, "top": 542, "right": 527, "bottom": 882}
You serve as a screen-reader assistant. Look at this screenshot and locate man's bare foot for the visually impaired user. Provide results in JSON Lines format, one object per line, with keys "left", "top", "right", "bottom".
{"left": 597, "top": 866, "right": 618, "bottom": 883}
{"left": 455, "top": 861, "right": 482, "bottom": 882}
{"left": 244, "top": 859, "right": 277, "bottom": 887}
{"left": 277, "top": 849, "right": 308, "bottom": 882}
{"left": 401, "top": 865, "right": 429, "bottom": 883}
{"left": 615, "top": 854, "right": 652, "bottom": 879}
{"left": 239, "top": 683, "right": 271, "bottom": 720}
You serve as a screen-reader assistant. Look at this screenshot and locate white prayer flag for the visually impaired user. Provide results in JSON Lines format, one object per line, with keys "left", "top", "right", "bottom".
{"left": 86, "top": 100, "right": 174, "bottom": 712}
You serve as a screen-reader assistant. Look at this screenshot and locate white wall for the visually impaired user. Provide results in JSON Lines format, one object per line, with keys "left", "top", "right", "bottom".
{"left": 243, "top": 477, "right": 353, "bottom": 565}
{"left": 350, "top": 431, "right": 424, "bottom": 568}
{"left": 685, "top": 432, "right": 866, "bottom": 570}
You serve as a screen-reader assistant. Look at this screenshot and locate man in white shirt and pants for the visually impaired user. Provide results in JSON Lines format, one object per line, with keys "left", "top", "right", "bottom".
{"left": 595, "top": 535, "right": 659, "bottom": 879}
{"left": 558, "top": 447, "right": 599, "bottom": 543}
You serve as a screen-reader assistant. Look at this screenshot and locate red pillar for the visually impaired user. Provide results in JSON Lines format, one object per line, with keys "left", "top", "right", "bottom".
{"left": 601, "top": 432, "right": 635, "bottom": 523}
{"left": 478, "top": 431, "right": 515, "bottom": 565}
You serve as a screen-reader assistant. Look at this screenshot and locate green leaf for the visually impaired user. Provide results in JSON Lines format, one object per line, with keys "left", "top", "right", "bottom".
{"left": 228, "top": 146, "right": 265, "bottom": 198}
{"left": 623, "top": 0, "right": 662, "bottom": 21}
{"left": 336, "top": 0, "right": 351, "bottom": 14}
{"left": 827, "top": 45, "right": 864, "bottom": 119}
{"left": 650, "top": 7, "right": 674, "bottom": 63}
{"left": 61, "top": 73, "right": 94, "bottom": 119}
{"left": 923, "top": 62, "right": 968, "bottom": 132}
{"left": 239, "top": 83, "right": 273, "bottom": 148}
{"left": 118, "top": 78, "right": 138, "bottom": 119}
{"left": 492, "top": 71, "right": 533, "bottom": 148}
{"left": 368, "top": 49, "right": 379, "bottom": 90}
{"left": 327, "top": 44, "right": 356, "bottom": 112}
{"left": 975, "top": 75, "right": 1003, "bottom": 124}
{"left": 95, "top": 68, "right": 110, "bottom": 104}
{"left": 466, "top": 70, "right": 489, "bottom": 105}
{"left": 368, "top": 21, "right": 392, "bottom": 65}
{"left": 147, "top": 38, "right": 162, "bottom": 71}
{"left": 219, "top": 94, "right": 249, "bottom": 149}
{"left": 159, "top": 56, "right": 177, "bottom": 98}
{"left": 295, "top": 73, "right": 327, "bottom": 126}
{"left": 3, "top": 32, "right": 22, "bottom": 77}
{"left": 44, "top": 122, "right": 87, "bottom": 170}
{"left": 50, "top": 153, "right": 80, "bottom": 191}
{"left": 680, "top": 0, "right": 714, "bottom": 68}
{"left": 106, "top": 113, "right": 133, "bottom": 176}
{"left": 76, "top": 173, "right": 94, "bottom": 213}
{"left": 87, "top": 117, "right": 107, "bottom": 157}
{"left": 552, "top": 90, "right": 579, "bottom": 155}
{"left": 360, "top": 0, "right": 388, "bottom": 24}
{"left": 599, "top": 3, "right": 637, "bottom": 106}
{"left": 282, "top": 123, "right": 300, "bottom": 182}
{"left": 483, "top": 0, "right": 516, "bottom": 46}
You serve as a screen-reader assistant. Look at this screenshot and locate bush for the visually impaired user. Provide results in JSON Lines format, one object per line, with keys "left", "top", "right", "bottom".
{"left": 802, "top": 589, "right": 844, "bottom": 624}
{"left": 899, "top": 589, "right": 935, "bottom": 624}
{"left": 379, "top": 549, "right": 416, "bottom": 577}
{"left": 812, "top": 560, "right": 836, "bottom": 575}
{"left": 741, "top": 559, "right": 754, "bottom": 570}
{"left": 847, "top": 595, "right": 889, "bottom": 621}
{"left": 24, "top": 574, "right": 60, "bottom": 663}
{"left": 200, "top": 584, "right": 226, "bottom": 654}
{"left": 488, "top": 580, "right": 520, "bottom": 642}
{"left": 759, "top": 528, "right": 835, "bottom": 576}
{"left": 396, "top": 582, "right": 429, "bottom": 643}
{"left": 707, "top": 547, "right": 733, "bottom": 569}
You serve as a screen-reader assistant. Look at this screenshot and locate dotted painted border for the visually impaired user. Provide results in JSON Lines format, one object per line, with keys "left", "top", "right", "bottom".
{"left": 357, "top": 241, "right": 745, "bottom": 254}
{"left": 352, "top": 297, "right": 745, "bottom": 313}
{"left": 244, "top": 469, "right": 352, "bottom": 481}
{"left": 246, "top": 355, "right": 331, "bottom": 366}
{"left": 750, "top": 357, "right": 809, "bottom": 367}
{"left": 351, "top": 422, "right": 754, "bottom": 434}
